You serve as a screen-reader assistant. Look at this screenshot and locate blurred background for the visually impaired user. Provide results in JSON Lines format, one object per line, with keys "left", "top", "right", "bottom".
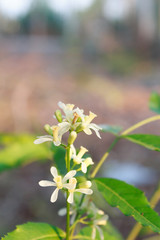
{"left": 0, "top": 0, "right": 160, "bottom": 239}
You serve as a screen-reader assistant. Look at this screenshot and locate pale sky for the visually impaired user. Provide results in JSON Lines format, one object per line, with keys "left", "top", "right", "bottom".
{"left": 0, "top": 0, "right": 94, "bottom": 18}
{"left": 0, "top": 0, "right": 131, "bottom": 20}
{"left": 0, "top": 0, "right": 32, "bottom": 18}
{"left": 104, "top": 0, "right": 133, "bottom": 20}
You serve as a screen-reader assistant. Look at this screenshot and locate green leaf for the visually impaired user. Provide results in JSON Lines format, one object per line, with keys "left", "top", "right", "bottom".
{"left": 0, "top": 134, "right": 50, "bottom": 172}
{"left": 78, "top": 224, "right": 123, "bottom": 240}
{"left": 122, "top": 134, "right": 160, "bottom": 151}
{"left": 2, "top": 222, "right": 65, "bottom": 240}
{"left": 99, "top": 124, "right": 122, "bottom": 135}
{"left": 149, "top": 92, "right": 160, "bottom": 114}
{"left": 53, "top": 146, "right": 67, "bottom": 175}
{"left": 95, "top": 178, "right": 160, "bottom": 233}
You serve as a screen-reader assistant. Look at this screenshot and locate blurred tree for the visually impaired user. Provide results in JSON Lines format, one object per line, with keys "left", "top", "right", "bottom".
{"left": 19, "top": 0, "right": 64, "bottom": 35}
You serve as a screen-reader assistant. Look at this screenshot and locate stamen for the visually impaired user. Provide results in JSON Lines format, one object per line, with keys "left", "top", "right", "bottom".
{"left": 72, "top": 112, "right": 79, "bottom": 124}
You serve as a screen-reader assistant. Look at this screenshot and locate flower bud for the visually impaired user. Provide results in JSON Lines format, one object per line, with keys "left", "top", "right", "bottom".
{"left": 68, "top": 131, "right": 77, "bottom": 145}
{"left": 44, "top": 124, "right": 53, "bottom": 135}
{"left": 79, "top": 180, "right": 92, "bottom": 189}
{"left": 55, "top": 110, "right": 62, "bottom": 122}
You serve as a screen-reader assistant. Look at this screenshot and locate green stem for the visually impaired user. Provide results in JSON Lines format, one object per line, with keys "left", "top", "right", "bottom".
{"left": 91, "top": 137, "right": 120, "bottom": 178}
{"left": 66, "top": 144, "right": 71, "bottom": 240}
{"left": 121, "top": 115, "right": 160, "bottom": 136}
{"left": 126, "top": 186, "right": 160, "bottom": 240}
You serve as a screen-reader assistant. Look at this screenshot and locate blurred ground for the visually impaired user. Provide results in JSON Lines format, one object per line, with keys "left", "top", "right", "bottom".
{"left": 0, "top": 35, "right": 160, "bottom": 239}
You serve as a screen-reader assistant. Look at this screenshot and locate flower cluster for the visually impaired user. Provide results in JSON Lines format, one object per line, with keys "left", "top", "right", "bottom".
{"left": 35, "top": 102, "right": 102, "bottom": 204}
{"left": 87, "top": 202, "right": 108, "bottom": 240}
{"left": 58, "top": 197, "right": 108, "bottom": 240}
{"left": 34, "top": 101, "right": 102, "bottom": 146}
{"left": 39, "top": 166, "right": 92, "bottom": 204}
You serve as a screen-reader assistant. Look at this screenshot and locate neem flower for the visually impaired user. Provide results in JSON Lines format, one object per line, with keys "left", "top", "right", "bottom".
{"left": 57, "top": 102, "right": 81, "bottom": 131}
{"left": 34, "top": 102, "right": 102, "bottom": 147}
{"left": 86, "top": 202, "right": 108, "bottom": 240}
{"left": 71, "top": 145, "right": 88, "bottom": 164}
{"left": 92, "top": 215, "right": 108, "bottom": 240}
{"left": 39, "top": 167, "right": 76, "bottom": 203}
{"left": 66, "top": 178, "right": 93, "bottom": 204}
{"left": 34, "top": 124, "right": 66, "bottom": 146}
{"left": 71, "top": 145, "right": 94, "bottom": 173}
{"left": 79, "top": 111, "right": 102, "bottom": 138}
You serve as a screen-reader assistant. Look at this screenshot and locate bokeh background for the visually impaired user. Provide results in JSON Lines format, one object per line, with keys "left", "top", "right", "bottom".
{"left": 0, "top": 0, "right": 160, "bottom": 239}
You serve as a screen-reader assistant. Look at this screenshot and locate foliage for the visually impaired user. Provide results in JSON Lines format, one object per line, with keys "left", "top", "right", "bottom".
{"left": 99, "top": 124, "right": 122, "bottom": 135}
{"left": 78, "top": 225, "right": 124, "bottom": 240}
{"left": 149, "top": 91, "right": 160, "bottom": 114}
{"left": 0, "top": 134, "right": 50, "bottom": 172}
{"left": 2, "top": 101, "right": 160, "bottom": 240}
{"left": 95, "top": 178, "right": 160, "bottom": 233}
{"left": 2, "top": 222, "right": 65, "bottom": 240}
{"left": 122, "top": 134, "right": 160, "bottom": 151}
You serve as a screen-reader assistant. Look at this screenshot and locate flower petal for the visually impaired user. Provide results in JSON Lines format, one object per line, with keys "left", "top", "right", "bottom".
{"left": 70, "top": 212, "right": 76, "bottom": 225}
{"left": 89, "top": 123, "right": 102, "bottom": 138}
{"left": 39, "top": 180, "right": 56, "bottom": 187}
{"left": 62, "top": 170, "right": 76, "bottom": 183}
{"left": 74, "top": 107, "right": 85, "bottom": 121}
{"left": 92, "top": 227, "right": 96, "bottom": 240}
{"left": 58, "top": 208, "right": 67, "bottom": 216}
{"left": 81, "top": 162, "right": 87, "bottom": 173}
{"left": 53, "top": 140, "right": 61, "bottom": 146}
{"left": 34, "top": 137, "right": 53, "bottom": 144}
{"left": 58, "top": 122, "right": 71, "bottom": 135}
{"left": 50, "top": 188, "right": 59, "bottom": 203}
{"left": 83, "top": 127, "right": 92, "bottom": 135}
{"left": 67, "top": 192, "right": 74, "bottom": 204}
{"left": 63, "top": 182, "right": 77, "bottom": 190}
{"left": 50, "top": 166, "right": 58, "bottom": 177}
{"left": 75, "top": 188, "right": 93, "bottom": 195}
{"left": 95, "top": 215, "right": 108, "bottom": 225}
{"left": 70, "top": 144, "right": 77, "bottom": 158}
{"left": 96, "top": 226, "right": 104, "bottom": 240}
{"left": 36, "top": 135, "right": 52, "bottom": 138}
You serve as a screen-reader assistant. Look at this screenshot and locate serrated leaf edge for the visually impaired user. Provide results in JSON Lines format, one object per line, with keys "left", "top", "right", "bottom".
{"left": 95, "top": 179, "right": 160, "bottom": 233}
{"left": 2, "top": 222, "right": 66, "bottom": 240}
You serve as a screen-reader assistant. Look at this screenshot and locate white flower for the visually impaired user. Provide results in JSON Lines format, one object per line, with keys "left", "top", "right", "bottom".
{"left": 81, "top": 157, "right": 94, "bottom": 173}
{"left": 71, "top": 145, "right": 94, "bottom": 173}
{"left": 39, "top": 167, "right": 76, "bottom": 203}
{"left": 87, "top": 202, "right": 108, "bottom": 240}
{"left": 71, "top": 145, "right": 88, "bottom": 164}
{"left": 58, "top": 101, "right": 75, "bottom": 123}
{"left": 34, "top": 125, "right": 66, "bottom": 146}
{"left": 92, "top": 215, "right": 108, "bottom": 240}
{"left": 83, "top": 112, "right": 102, "bottom": 138}
{"left": 66, "top": 178, "right": 93, "bottom": 204}
{"left": 58, "top": 102, "right": 82, "bottom": 132}
{"left": 78, "top": 111, "right": 102, "bottom": 138}
{"left": 34, "top": 135, "right": 53, "bottom": 145}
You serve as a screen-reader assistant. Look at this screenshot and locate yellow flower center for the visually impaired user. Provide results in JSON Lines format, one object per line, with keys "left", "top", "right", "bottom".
{"left": 54, "top": 176, "right": 63, "bottom": 189}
